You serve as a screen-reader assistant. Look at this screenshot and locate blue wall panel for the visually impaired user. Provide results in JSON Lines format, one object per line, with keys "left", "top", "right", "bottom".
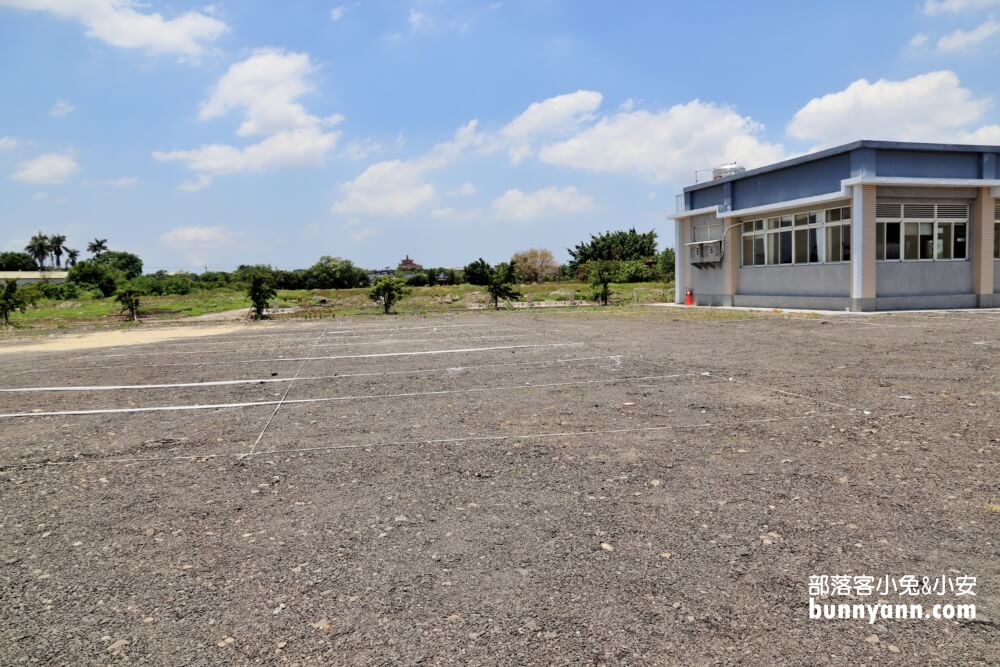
{"left": 689, "top": 183, "right": 725, "bottom": 210}
{"left": 876, "top": 150, "right": 980, "bottom": 178}
{"left": 732, "top": 153, "right": 850, "bottom": 210}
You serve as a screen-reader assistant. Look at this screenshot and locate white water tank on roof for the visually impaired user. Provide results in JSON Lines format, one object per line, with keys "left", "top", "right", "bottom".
{"left": 712, "top": 163, "right": 745, "bottom": 180}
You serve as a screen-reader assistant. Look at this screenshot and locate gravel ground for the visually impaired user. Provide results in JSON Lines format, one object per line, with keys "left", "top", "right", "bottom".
{"left": 1, "top": 310, "right": 998, "bottom": 665}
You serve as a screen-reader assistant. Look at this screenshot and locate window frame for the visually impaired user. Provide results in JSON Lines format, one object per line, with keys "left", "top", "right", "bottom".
{"left": 876, "top": 201, "right": 969, "bottom": 263}
{"left": 740, "top": 206, "right": 848, "bottom": 268}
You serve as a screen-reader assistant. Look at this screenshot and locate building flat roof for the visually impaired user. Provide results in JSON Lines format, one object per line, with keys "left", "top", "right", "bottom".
{"left": 683, "top": 139, "right": 1000, "bottom": 194}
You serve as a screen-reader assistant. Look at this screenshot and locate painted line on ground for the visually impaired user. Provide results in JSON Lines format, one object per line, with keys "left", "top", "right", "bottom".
{"left": 0, "top": 411, "right": 851, "bottom": 468}
{"left": 84, "top": 333, "right": 537, "bottom": 359}
{"left": 12, "top": 342, "right": 582, "bottom": 373}
{"left": 0, "top": 355, "right": 621, "bottom": 392}
{"left": 0, "top": 372, "right": 692, "bottom": 419}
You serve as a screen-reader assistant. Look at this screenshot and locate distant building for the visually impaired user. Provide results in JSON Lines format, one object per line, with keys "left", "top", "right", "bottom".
{"left": 0, "top": 271, "right": 69, "bottom": 285}
{"left": 671, "top": 140, "right": 1000, "bottom": 311}
{"left": 397, "top": 255, "right": 423, "bottom": 271}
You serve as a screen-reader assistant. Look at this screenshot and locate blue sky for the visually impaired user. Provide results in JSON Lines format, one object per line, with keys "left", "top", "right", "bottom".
{"left": 1, "top": 0, "right": 999, "bottom": 272}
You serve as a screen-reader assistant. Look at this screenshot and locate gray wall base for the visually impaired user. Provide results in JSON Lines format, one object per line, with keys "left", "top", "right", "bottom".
{"left": 871, "top": 294, "right": 978, "bottom": 310}
{"left": 693, "top": 293, "right": 733, "bottom": 307}
{"left": 733, "top": 295, "right": 850, "bottom": 310}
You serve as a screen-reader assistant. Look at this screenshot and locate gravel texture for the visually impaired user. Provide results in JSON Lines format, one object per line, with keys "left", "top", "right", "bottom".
{"left": 1, "top": 309, "right": 998, "bottom": 665}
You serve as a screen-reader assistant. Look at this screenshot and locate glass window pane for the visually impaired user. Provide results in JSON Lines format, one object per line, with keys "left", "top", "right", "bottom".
{"left": 919, "top": 222, "right": 934, "bottom": 260}
{"left": 754, "top": 236, "right": 765, "bottom": 265}
{"left": 827, "top": 225, "right": 841, "bottom": 262}
{"left": 904, "top": 222, "right": 919, "bottom": 260}
{"left": 842, "top": 206, "right": 852, "bottom": 220}
{"left": 780, "top": 230, "right": 793, "bottom": 264}
{"left": 767, "top": 232, "right": 779, "bottom": 265}
{"left": 755, "top": 219, "right": 764, "bottom": 232}
{"left": 954, "top": 223, "right": 967, "bottom": 259}
{"left": 876, "top": 223, "right": 885, "bottom": 261}
{"left": 994, "top": 223, "right": 1000, "bottom": 259}
{"left": 842, "top": 224, "right": 851, "bottom": 262}
{"left": 794, "top": 229, "right": 808, "bottom": 263}
{"left": 827, "top": 208, "right": 841, "bottom": 222}
{"left": 743, "top": 221, "right": 753, "bottom": 233}
{"left": 809, "top": 228, "right": 820, "bottom": 263}
{"left": 742, "top": 235, "right": 752, "bottom": 266}
{"left": 780, "top": 215, "right": 793, "bottom": 228}
{"left": 886, "top": 222, "right": 901, "bottom": 260}
{"left": 767, "top": 217, "right": 779, "bottom": 230}
{"left": 808, "top": 212, "right": 819, "bottom": 225}
{"left": 794, "top": 213, "right": 808, "bottom": 227}
{"left": 937, "top": 223, "right": 953, "bottom": 260}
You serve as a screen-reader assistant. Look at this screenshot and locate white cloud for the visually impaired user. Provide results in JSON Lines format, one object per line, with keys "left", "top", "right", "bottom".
{"left": 11, "top": 152, "right": 79, "bottom": 185}
{"left": 923, "top": 0, "right": 1000, "bottom": 14}
{"left": 333, "top": 120, "right": 488, "bottom": 217}
{"left": 199, "top": 49, "right": 334, "bottom": 137}
{"left": 103, "top": 176, "right": 138, "bottom": 188}
{"left": 909, "top": 33, "right": 929, "bottom": 48}
{"left": 491, "top": 186, "right": 593, "bottom": 222}
{"left": 452, "top": 182, "right": 477, "bottom": 196}
{"left": 787, "top": 71, "right": 991, "bottom": 148}
{"left": 539, "top": 100, "right": 785, "bottom": 183}
{"left": 0, "top": 0, "right": 228, "bottom": 58}
{"left": 154, "top": 49, "right": 340, "bottom": 188}
{"left": 0, "top": 136, "right": 18, "bottom": 151}
{"left": 956, "top": 124, "right": 1000, "bottom": 143}
{"left": 937, "top": 19, "right": 1000, "bottom": 51}
{"left": 502, "top": 90, "right": 602, "bottom": 163}
{"left": 160, "top": 225, "right": 238, "bottom": 247}
{"left": 330, "top": 5, "right": 350, "bottom": 21}
{"left": 409, "top": 7, "right": 428, "bottom": 31}
{"left": 50, "top": 100, "right": 74, "bottom": 117}
{"left": 343, "top": 138, "right": 385, "bottom": 160}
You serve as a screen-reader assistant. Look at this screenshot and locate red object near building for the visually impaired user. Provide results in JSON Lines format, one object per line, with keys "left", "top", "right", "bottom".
{"left": 685, "top": 288, "right": 694, "bottom": 306}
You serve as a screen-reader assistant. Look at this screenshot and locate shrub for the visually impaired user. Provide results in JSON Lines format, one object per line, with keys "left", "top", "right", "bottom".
{"left": 0, "top": 280, "right": 26, "bottom": 325}
{"left": 485, "top": 262, "right": 522, "bottom": 310}
{"left": 613, "top": 259, "right": 656, "bottom": 283}
{"left": 463, "top": 258, "right": 491, "bottom": 285}
{"left": 404, "top": 272, "right": 428, "bottom": 287}
{"left": 93, "top": 251, "right": 143, "bottom": 279}
{"left": 567, "top": 228, "right": 658, "bottom": 273}
{"left": 511, "top": 248, "right": 558, "bottom": 283}
{"left": 68, "top": 260, "right": 123, "bottom": 297}
{"left": 115, "top": 282, "right": 144, "bottom": 321}
{"left": 248, "top": 275, "right": 276, "bottom": 319}
{"left": 0, "top": 252, "right": 38, "bottom": 271}
{"left": 369, "top": 276, "right": 410, "bottom": 314}
{"left": 587, "top": 260, "right": 617, "bottom": 305}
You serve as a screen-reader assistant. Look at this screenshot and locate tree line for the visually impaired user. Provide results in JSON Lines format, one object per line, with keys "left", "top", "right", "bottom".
{"left": 1, "top": 228, "right": 677, "bottom": 323}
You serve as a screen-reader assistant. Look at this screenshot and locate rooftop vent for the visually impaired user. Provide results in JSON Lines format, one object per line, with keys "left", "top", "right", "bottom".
{"left": 712, "top": 163, "right": 746, "bottom": 180}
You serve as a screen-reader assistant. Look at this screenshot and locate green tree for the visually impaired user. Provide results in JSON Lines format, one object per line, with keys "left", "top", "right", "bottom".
{"left": 67, "top": 260, "right": 123, "bottom": 297}
{"left": 48, "top": 234, "right": 67, "bottom": 268}
{"left": 25, "top": 232, "right": 50, "bottom": 269}
{"left": 0, "top": 280, "right": 26, "bottom": 326}
{"left": 587, "top": 260, "right": 619, "bottom": 305}
{"left": 305, "top": 256, "right": 368, "bottom": 289}
{"left": 0, "top": 252, "right": 38, "bottom": 271}
{"left": 485, "top": 261, "right": 522, "bottom": 310}
{"left": 567, "top": 228, "right": 658, "bottom": 273}
{"left": 115, "top": 283, "right": 144, "bottom": 322}
{"left": 87, "top": 238, "right": 108, "bottom": 256}
{"left": 463, "top": 258, "right": 492, "bottom": 285}
{"left": 248, "top": 275, "right": 276, "bottom": 320}
{"left": 657, "top": 247, "right": 676, "bottom": 283}
{"left": 94, "top": 251, "right": 143, "bottom": 279}
{"left": 66, "top": 248, "right": 80, "bottom": 267}
{"left": 369, "top": 276, "right": 410, "bottom": 314}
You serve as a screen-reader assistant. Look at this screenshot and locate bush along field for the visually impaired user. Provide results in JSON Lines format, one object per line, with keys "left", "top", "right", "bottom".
{"left": 0, "top": 228, "right": 679, "bottom": 330}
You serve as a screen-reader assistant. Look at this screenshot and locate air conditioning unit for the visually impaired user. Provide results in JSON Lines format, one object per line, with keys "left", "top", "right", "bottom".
{"left": 688, "top": 240, "right": 723, "bottom": 268}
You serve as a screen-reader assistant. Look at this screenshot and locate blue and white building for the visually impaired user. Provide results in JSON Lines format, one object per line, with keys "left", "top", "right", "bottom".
{"left": 671, "top": 140, "right": 1000, "bottom": 311}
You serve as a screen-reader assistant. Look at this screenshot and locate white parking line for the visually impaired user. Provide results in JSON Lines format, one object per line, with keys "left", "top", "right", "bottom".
{"left": 85, "top": 333, "right": 536, "bottom": 359}
{"left": 0, "top": 372, "right": 691, "bottom": 419}
{"left": 0, "top": 355, "right": 618, "bottom": 392}
{"left": 13, "top": 342, "right": 581, "bottom": 373}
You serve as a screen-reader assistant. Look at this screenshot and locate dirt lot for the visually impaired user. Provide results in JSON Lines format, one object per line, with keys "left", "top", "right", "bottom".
{"left": 1, "top": 309, "right": 998, "bottom": 665}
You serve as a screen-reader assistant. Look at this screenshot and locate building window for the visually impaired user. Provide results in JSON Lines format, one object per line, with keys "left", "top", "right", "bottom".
{"left": 994, "top": 202, "right": 1000, "bottom": 259}
{"left": 693, "top": 221, "right": 723, "bottom": 242}
{"left": 877, "top": 202, "right": 968, "bottom": 262}
{"left": 740, "top": 206, "right": 849, "bottom": 267}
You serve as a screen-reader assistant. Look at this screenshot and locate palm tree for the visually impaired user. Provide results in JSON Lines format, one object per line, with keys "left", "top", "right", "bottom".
{"left": 66, "top": 249, "right": 80, "bottom": 267}
{"left": 48, "top": 234, "right": 67, "bottom": 268}
{"left": 87, "top": 238, "right": 108, "bottom": 256}
{"left": 25, "top": 232, "right": 50, "bottom": 270}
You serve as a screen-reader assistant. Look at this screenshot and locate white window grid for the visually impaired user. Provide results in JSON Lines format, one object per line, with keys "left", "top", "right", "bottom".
{"left": 875, "top": 202, "right": 969, "bottom": 262}
{"left": 741, "top": 205, "right": 851, "bottom": 268}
